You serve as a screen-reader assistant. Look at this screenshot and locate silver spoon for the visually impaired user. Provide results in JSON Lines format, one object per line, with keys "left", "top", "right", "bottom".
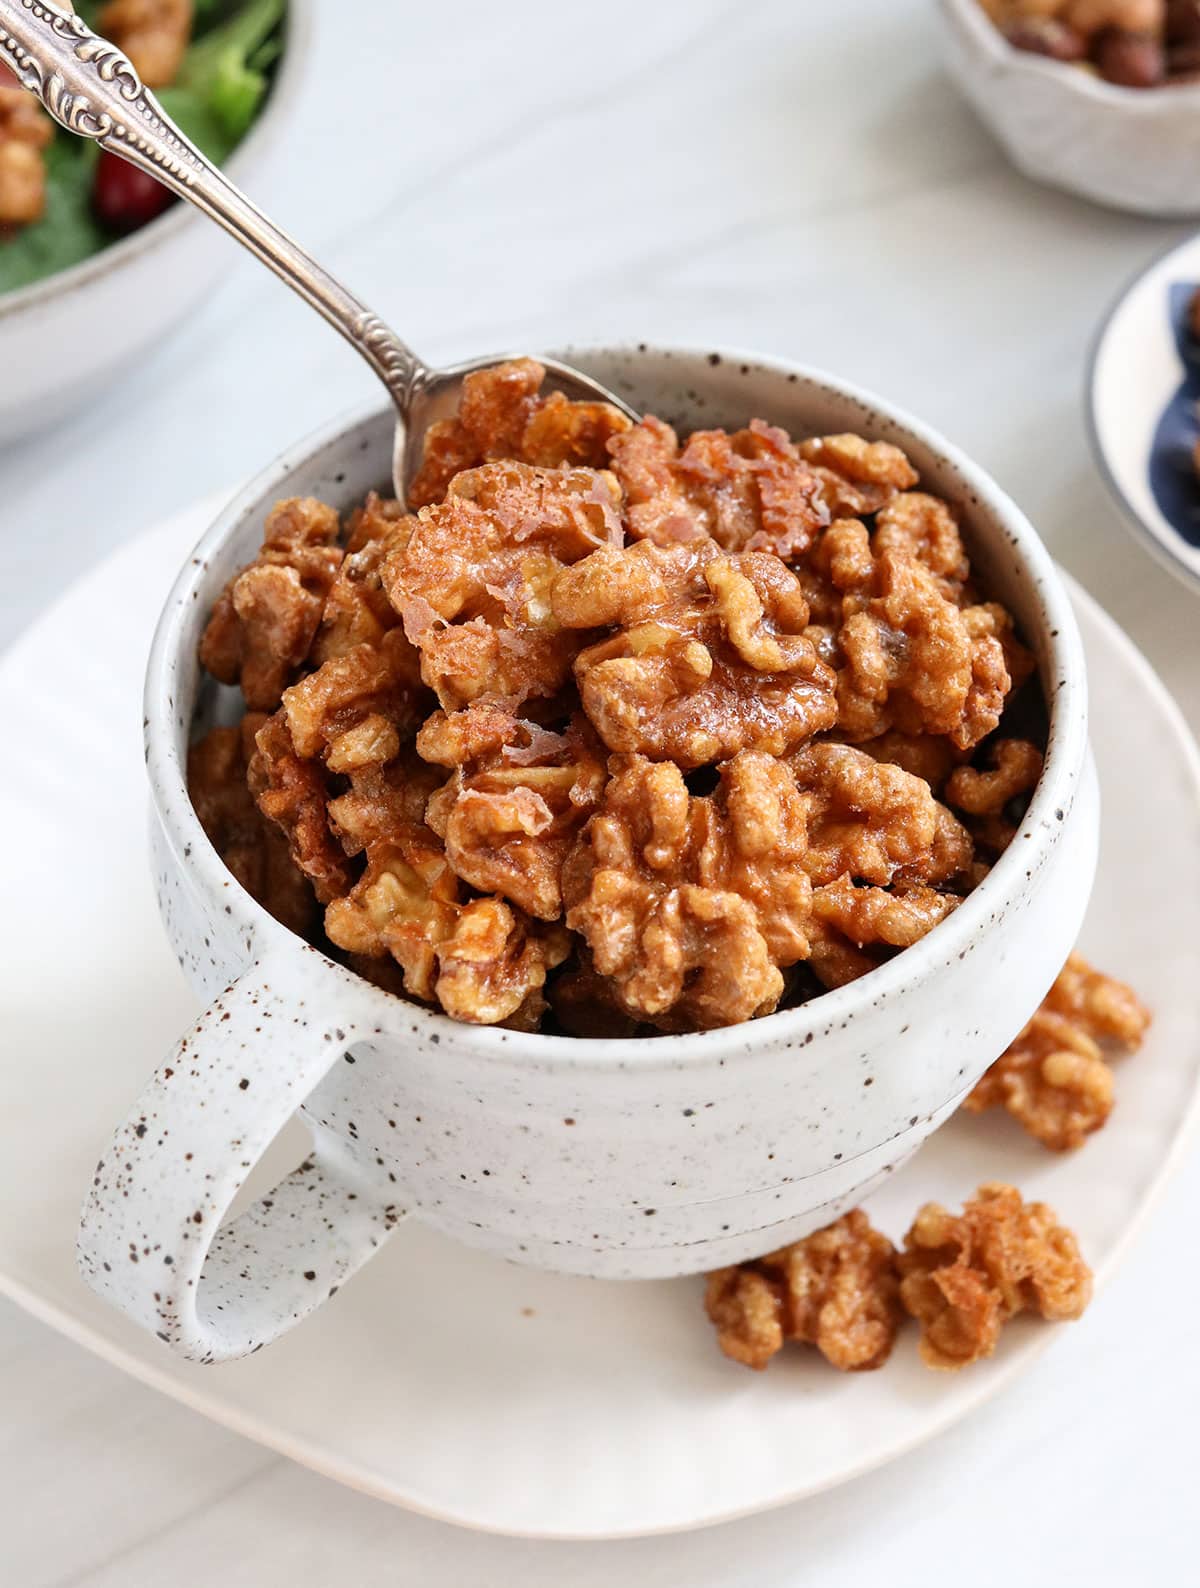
{"left": 0, "top": 1, "right": 638, "bottom": 502}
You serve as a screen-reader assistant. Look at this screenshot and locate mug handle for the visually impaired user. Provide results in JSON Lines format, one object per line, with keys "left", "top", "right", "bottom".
{"left": 76, "top": 944, "right": 406, "bottom": 1363}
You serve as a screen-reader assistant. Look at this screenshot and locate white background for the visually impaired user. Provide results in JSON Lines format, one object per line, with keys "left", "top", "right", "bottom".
{"left": 2, "top": 0, "right": 1199, "bottom": 1582}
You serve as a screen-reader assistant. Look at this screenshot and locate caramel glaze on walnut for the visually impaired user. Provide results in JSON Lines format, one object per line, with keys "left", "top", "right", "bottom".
{"left": 190, "top": 360, "right": 1045, "bottom": 1032}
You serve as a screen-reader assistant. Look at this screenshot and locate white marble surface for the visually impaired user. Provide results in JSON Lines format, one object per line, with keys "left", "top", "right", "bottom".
{"left": 2, "top": 0, "right": 1199, "bottom": 1582}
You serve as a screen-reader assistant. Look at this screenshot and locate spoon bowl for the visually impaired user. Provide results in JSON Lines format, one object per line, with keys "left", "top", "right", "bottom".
{"left": 398, "top": 353, "right": 639, "bottom": 502}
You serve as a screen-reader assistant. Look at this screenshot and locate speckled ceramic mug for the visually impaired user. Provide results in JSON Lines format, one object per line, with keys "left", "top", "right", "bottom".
{"left": 77, "top": 346, "right": 1099, "bottom": 1363}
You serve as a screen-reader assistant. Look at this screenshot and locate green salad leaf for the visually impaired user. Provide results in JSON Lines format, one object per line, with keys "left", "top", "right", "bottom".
{"left": 171, "top": 0, "right": 286, "bottom": 146}
{"left": 155, "top": 85, "right": 238, "bottom": 166}
{"left": 0, "top": 140, "right": 104, "bottom": 294}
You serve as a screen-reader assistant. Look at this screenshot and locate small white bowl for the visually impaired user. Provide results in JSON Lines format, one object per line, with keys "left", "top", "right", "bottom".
{"left": 1088, "top": 230, "right": 1200, "bottom": 593}
{"left": 0, "top": 0, "right": 311, "bottom": 445}
{"left": 938, "top": 0, "right": 1200, "bottom": 217}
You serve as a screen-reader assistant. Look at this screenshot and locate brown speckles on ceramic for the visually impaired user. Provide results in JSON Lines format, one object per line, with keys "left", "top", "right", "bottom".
{"left": 76, "top": 344, "right": 1098, "bottom": 1363}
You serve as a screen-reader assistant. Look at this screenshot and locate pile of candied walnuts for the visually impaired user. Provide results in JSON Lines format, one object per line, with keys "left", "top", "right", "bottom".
{"left": 190, "top": 359, "right": 1046, "bottom": 1036}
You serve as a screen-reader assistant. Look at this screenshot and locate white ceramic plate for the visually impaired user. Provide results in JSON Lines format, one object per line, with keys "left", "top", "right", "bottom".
{"left": 1089, "top": 232, "right": 1200, "bottom": 595}
{"left": 2, "top": 497, "right": 1199, "bottom": 1541}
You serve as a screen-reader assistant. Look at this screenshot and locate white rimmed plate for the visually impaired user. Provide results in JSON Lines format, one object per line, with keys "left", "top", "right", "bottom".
{"left": 1, "top": 496, "right": 1198, "bottom": 1540}
{"left": 1089, "top": 231, "right": 1200, "bottom": 595}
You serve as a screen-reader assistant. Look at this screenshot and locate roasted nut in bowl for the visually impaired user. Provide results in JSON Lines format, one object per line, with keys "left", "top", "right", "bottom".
{"left": 939, "top": 0, "right": 1200, "bottom": 216}
{"left": 0, "top": 0, "right": 310, "bottom": 444}
{"left": 76, "top": 346, "right": 1097, "bottom": 1362}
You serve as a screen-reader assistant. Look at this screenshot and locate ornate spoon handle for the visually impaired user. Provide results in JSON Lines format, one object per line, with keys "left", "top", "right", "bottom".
{"left": 0, "top": 0, "right": 425, "bottom": 406}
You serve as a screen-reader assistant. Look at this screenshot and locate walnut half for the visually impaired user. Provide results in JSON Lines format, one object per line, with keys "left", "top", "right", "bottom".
{"left": 898, "top": 1183, "right": 1092, "bottom": 1369}
{"left": 706, "top": 1210, "right": 902, "bottom": 1371}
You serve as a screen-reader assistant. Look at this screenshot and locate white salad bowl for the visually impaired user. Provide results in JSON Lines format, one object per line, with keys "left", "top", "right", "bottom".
{"left": 0, "top": 0, "right": 310, "bottom": 445}
{"left": 939, "top": 0, "right": 1200, "bottom": 217}
{"left": 76, "top": 345, "right": 1099, "bottom": 1363}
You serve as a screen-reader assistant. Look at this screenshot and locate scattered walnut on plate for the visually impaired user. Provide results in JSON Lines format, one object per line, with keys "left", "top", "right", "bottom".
{"left": 190, "top": 359, "right": 1046, "bottom": 1033}
{"left": 706, "top": 1210, "right": 902, "bottom": 1372}
{"left": 898, "top": 1182, "right": 1092, "bottom": 1369}
{"left": 706, "top": 1183, "right": 1094, "bottom": 1374}
{"left": 963, "top": 952, "right": 1151, "bottom": 1149}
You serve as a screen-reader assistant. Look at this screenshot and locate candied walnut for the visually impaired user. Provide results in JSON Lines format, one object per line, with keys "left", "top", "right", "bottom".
{"left": 924, "top": 800, "right": 977, "bottom": 884}
{"left": 805, "top": 920, "right": 881, "bottom": 989}
{"left": 324, "top": 818, "right": 566, "bottom": 1026}
{"left": 564, "top": 752, "right": 819, "bottom": 1029}
{"left": 946, "top": 738, "right": 1043, "bottom": 817}
{"left": 716, "top": 748, "right": 817, "bottom": 966}
{"left": 790, "top": 518, "right": 873, "bottom": 643}
{"left": 898, "top": 1183, "right": 1092, "bottom": 1369}
{"left": 407, "top": 359, "right": 631, "bottom": 508}
{"left": 187, "top": 721, "right": 316, "bottom": 937}
{"left": 857, "top": 729, "right": 963, "bottom": 792}
{"left": 972, "top": 600, "right": 1036, "bottom": 690}
{"left": 434, "top": 897, "right": 570, "bottom": 1026}
{"left": 812, "top": 875, "right": 958, "bottom": 948}
{"left": 312, "top": 506, "right": 410, "bottom": 666}
{"left": 555, "top": 539, "right": 836, "bottom": 768}
{"left": 383, "top": 460, "right": 623, "bottom": 711}
{"left": 812, "top": 517, "right": 875, "bottom": 595}
{"left": 963, "top": 953, "right": 1150, "bottom": 1149}
{"left": 520, "top": 391, "right": 633, "bottom": 469}
{"left": 419, "top": 706, "right": 606, "bottom": 920}
{"left": 200, "top": 499, "right": 343, "bottom": 711}
{"left": 345, "top": 491, "right": 407, "bottom": 552}
{"left": 607, "top": 416, "right": 828, "bottom": 555}
{"left": 798, "top": 433, "right": 919, "bottom": 518}
{"left": 873, "top": 491, "right": 969, "bottom": 599}
{"left": 324, "top": 829, "right": 459, "bottom": 1002}
{"left": 280, "top": 632, "right": 425, "bottom": 774}
{"left": 835, "top": 549, "right": 1011, "bottom": 751}
{"left": 1046, "top": 951, "right": 1152, "bottom": 1045}
{"left": 958, "top": 604, "right": 1016, "bottom": 749}
{"left": 410, "top": 361, "right": 542, "bottom": 507}
{"left": 326, "top": 752, "right": 445, "bottom": 857}
{"left": 706, "top": 1210, "right": 901, "bottom": 1372}
{"left": 790, "top": 742, "right": 971, "bottom": 886}
{"left": 353, "top": 948, "right": 557, "bottom": 1035}
{"left": 705, "top": 1266, "right": 783, "bottom": 1371}
{"left": 248, "top": 711, "right": 356, "bottom": 904}
{"left": 97, "top": 0, "right": 193, "bottom": 87}
{"left": 0, "top": 83, "right": 53, "bottom": 226}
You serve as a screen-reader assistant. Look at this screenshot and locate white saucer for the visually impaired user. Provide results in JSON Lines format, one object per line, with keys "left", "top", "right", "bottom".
{"left": 1089, "top": 231, "right": 1200, "bottom": 596}
{"left": 2, "top": 498, "right": 1199, "bottom": 1541}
